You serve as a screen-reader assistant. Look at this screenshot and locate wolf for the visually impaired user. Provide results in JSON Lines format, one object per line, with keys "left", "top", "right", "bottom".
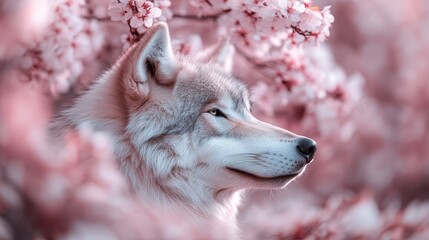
{"left": 51, "top": 23, "right": 317, "bottom": 236}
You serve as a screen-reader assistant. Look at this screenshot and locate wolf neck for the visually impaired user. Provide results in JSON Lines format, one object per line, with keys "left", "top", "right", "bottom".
{"left": 117, "top": 145, "right": 243, "bottom": 235}
{"left": 64, "top": 69, "right": 242, "bottom": 231}
{"left": 121, "top": 142, "right": 243, "bottom": 228}
{"left": 131, "top": 166, "right": 242, "bottom": 224}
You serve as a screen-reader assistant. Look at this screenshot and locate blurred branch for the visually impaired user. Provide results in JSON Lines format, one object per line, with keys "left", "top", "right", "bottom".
{"left": 172, "top": 9, "right": 231, "bottom": 21}
{"left": 233, "top": 44, "right": 280, "bottom": 82}
{"left": 291, "top": 25, "right": 318, "bottom": 37}
{"left": 235, "top": 46, "right": 280, "bottom": 68}
{"left": 81, "top": 15, "right": 110, "bottom": 21}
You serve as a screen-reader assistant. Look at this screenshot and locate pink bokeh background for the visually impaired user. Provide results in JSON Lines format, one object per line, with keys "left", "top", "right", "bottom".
{"left": 0, "top": 0, "right": 428, "bottom": 239}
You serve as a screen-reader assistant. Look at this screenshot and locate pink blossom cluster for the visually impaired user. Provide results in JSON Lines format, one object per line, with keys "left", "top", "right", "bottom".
{"left": 108, "top": 0, "right": 171, "bottom": 48}
{"left": 250, "top": 45, "right": 363, "bottom": 138}
{"left": 185, "top": 0, "right": 334, "bottom": 50}
{"left": 18, "top": 0, "right": 103, "bottom": 96}
{"left": 111, "top": 1, "right": 333, "bottom": 52}
{"left": 241, "top": 190, "right": 429, "bottom": 239}
{"left": 109, "top": 0, "right": 162, "bottom": 30}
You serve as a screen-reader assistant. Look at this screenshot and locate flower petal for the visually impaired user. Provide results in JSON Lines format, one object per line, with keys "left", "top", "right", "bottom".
{"left": 130, "top": 16, "right": 143, "bottom": 28}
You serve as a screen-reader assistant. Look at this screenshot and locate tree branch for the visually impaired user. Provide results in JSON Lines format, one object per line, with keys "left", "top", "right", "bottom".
{"left": 172, "top": 9, "right": 231, "bottom": 21}
{"left": 291, "top": 25, "right": 318, "bottom": 37}
{"left": 81, "top": 15, "right": 110, "bottom": 21}
{"left": 233, "top": 45, "right": 280, "bottom": 83}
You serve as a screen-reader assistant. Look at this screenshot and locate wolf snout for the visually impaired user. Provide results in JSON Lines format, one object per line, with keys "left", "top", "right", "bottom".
{"left": 296, "top": 138, "right": 317, "bottom": 164}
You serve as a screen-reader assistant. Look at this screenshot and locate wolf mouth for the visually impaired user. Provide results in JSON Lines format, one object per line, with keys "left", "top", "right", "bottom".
{"left": 226, "top": 167, "right": 301, "bottom": 181}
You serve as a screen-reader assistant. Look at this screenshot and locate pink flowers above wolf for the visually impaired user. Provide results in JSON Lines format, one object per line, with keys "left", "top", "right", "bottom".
{"left": 108, "top": 0, "right": 168, "bottom": 49}
{"left": 18, "top": 0, "right": 104, "bottom": 96}
{"left": 188, "top": 0, "right": 334, "bottom": 49}
{"left": 108, "top": 0, "right": 163, "bottom": 32}
{"left": 110, "top": 0, "right": 334, "bottom": 50}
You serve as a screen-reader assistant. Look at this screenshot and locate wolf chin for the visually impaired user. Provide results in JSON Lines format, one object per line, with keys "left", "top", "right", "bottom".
{"left": 51, "top": 23, "right": 317, "bottom": 237}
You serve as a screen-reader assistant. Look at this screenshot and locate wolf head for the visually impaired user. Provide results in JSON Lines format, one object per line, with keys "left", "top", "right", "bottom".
{"left": 58, "top": 23, "right": 317, "bottom": 217}
{"left": 111, "top": 23, "right": 317, "bottom": 193}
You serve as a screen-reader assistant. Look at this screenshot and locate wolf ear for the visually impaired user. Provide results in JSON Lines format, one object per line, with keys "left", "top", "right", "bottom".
{"left": 126, "top": 23, "right": 178, "bottom": 99}
{"left": 197, "top": 39, "right": 235, "bottom": 73}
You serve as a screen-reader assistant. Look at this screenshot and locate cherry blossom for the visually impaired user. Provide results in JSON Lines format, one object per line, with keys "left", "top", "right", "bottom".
{"left": 108, "top": 0, "right": 164, "bottom": 40}
{"left": 17, "top": 0, "right": 103, "bottom": 96}
{"left": 130, "top": 1, "right": 161, "bottom": 28}
{"left": 108, "top": 1, "right": 133, "bottom": 23}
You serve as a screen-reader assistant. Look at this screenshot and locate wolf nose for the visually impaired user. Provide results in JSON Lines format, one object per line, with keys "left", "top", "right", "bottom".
{"left": 296, "top": 138, "right": 317, "bottom": 163}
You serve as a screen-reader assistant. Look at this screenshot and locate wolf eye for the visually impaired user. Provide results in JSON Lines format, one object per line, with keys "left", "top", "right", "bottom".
{"left": 207, "top": 108, "right": 227, "bottom": 118}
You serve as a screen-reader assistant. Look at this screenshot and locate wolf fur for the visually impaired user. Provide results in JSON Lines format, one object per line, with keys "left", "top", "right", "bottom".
{"left": 51, "top": 23, "right": 316, "bottom": 236}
